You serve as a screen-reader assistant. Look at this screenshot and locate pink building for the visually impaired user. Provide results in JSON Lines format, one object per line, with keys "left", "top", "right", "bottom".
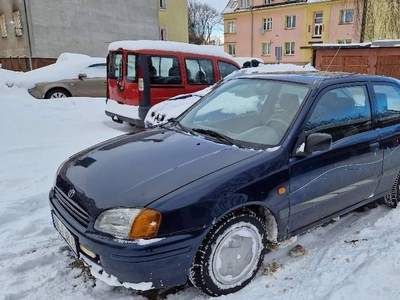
{"left": 223, "top": 0, "right": 363, "bottom": 65}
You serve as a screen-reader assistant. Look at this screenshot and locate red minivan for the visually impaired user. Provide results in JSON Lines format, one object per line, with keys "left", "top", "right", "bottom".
{"left": 105, "top": 40, "right": 240, "bottom": 126}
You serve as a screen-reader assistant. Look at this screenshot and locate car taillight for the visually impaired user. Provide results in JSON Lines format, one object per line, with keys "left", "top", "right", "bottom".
{"left": 138, "top": 78, "right": 144, "bottom": 91}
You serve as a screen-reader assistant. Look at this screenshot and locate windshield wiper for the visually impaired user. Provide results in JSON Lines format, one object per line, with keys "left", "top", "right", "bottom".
{"left": 165, "top": 118, "right": 194, "bottom": 134}
{"left": 192, "top": 128, "right": 237, "bottom": 146}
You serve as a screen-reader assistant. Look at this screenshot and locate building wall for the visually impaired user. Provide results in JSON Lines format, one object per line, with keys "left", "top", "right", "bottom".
{"left": 158, "top": 0, "right": 189, "bottom": 42}
{"left": 26, "top": 0, "right": 159, "bottom": 59}
{"left": 224, "top": 0, "right": 363, "bottom": 65}
{"left": 0, "top": 0, "right": 28, "bottom": 58}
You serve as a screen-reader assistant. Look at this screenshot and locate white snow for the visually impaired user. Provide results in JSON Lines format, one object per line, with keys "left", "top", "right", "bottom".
{"left": 2, "top": 67, "right": 400, "bottom": 300}
{"left": 1, "top": 53, "right": 105, "bottom": 90}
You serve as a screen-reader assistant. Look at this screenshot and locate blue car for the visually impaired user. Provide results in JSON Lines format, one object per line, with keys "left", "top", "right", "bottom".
{"left": 49, "top": 72, "right": 400, "bottom": 296}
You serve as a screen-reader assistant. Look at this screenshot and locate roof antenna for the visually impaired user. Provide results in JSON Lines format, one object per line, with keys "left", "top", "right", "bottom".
{"left": 316, "top": 44, "right": 342, "bottom": 90}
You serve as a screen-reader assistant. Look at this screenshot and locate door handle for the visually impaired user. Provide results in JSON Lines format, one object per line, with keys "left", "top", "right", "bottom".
{"left": 369, "top": 142, "right": 380, "bottom": 152}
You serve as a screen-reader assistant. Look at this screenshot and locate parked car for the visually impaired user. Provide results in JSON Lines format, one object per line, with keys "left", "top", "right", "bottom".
{"left": 49, "top": 71, "right": 400, "bottom": 296}
{"left": 27, "top": 55, "right": 106, "bottom": 99}
{"left": 105, "top": 40, "right": 240, "bottom": 126}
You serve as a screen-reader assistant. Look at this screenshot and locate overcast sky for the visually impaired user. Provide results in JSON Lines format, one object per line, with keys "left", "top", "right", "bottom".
{"left": 198, "top": 0, "right": 229, "bottom": 13}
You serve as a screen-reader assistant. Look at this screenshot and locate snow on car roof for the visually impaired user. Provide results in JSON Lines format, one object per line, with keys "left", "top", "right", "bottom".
{"left": 108, "top": 40, "right": 236, "bottom": 61}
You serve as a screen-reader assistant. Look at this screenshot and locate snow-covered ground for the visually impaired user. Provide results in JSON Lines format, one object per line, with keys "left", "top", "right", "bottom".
{"left": 2, "top": 71, "right": 400, "bottom": 300}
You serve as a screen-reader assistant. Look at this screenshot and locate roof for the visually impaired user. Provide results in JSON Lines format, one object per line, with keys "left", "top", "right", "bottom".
{"left": 312, "top": 39, "right": 400, "bottom": 49}
{"left": 236, "top": 71, "right": 389, "bottom": 86}
{"left": 223, "top": 0, "right": 327, "bottom": 14}
{"left": 108, "top": 40, "right": 235, "bottom": 61}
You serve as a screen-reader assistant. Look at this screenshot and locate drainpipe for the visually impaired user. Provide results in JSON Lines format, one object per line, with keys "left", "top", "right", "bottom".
{"left": 360, "top": 0, "right": 368, "bottom": 42}
{"left": 250, "top": 6, "right": 254, "bottom": 57}
{"left": 21, "top": 0, "right": 33, "bottom": 70}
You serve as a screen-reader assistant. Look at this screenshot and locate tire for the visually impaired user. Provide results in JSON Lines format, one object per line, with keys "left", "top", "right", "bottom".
{"left": 45, "top": 88, "right": 71, "bottom": 99}
{"left": 189, "top": 210, "right": 266, "bottom": 296}
{"left": 384, "top": 173, "right": 400, "bottom": 208}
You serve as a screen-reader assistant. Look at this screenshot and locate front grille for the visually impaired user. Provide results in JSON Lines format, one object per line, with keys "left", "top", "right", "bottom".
{"left": 54, "top": 186, "right": 90, "bottom": 227}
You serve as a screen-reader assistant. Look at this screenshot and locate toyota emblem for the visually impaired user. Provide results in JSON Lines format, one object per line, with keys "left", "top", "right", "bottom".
{"left": 67, "top": 189, "right": 75, "bottom": 198}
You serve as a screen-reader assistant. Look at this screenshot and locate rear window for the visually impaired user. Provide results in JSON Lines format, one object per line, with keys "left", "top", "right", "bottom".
{"left": 108, "top": 52, "right": 122, "bottom": 80}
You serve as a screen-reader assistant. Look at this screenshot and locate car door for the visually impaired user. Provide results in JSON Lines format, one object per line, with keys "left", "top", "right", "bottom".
{"left": 74, "top": 63, "right": 107, "bottom": 97}
{"left": 370, "top": 82, "right": 400, "bottom": 195}
{"left": 288, "top": 84, "right": 383, "bottom": 233}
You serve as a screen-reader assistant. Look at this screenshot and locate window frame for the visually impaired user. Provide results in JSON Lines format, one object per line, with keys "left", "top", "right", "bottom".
{"left": 339, "top": 9, "right": 354, "bottom": 24}
{"left": 372, "top": 82, "right": 400, "bottom": 128}
{"left": 313, "top": 12, "right": 323, "bottom": 37}
{"left": 284, "top": 42, "right": 295, "bottom": 55}
{"left": 159, "top": 0, "right": 166, "bottom": 10}
{"left": 262, "top": 17, "right": 273, "bottom": 31}
{"left": 227, "top": 43, "right": 236, "bottom": 56}
{"left": 285, "top": 15, "right": 296, "bottom": 29}
{"left": 262, "top": 42, "right": 272, "bottom": 56}
{"left": 185, "top": 58, "right": 215, "bottom": 85}
{"left": 227, "top": 21, "right": 236, "bottom": 34}
{"left": 240, "top": 0, "right": 249, "bottom": 8}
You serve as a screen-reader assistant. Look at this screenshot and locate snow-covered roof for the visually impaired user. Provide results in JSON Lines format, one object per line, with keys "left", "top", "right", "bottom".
{"left": 108, "top": 40, "right": 236, "bottom": 61}
{"left": 223, "top": 0, "right": 327, "bottom": 14}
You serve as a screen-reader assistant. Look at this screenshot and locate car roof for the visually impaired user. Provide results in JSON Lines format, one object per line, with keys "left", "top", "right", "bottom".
{"left": 236, "top": 71, "right": 398, "bottom": 86}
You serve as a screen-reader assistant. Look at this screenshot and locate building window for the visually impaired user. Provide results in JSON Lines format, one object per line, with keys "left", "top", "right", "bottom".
{"left": 12, "top": 11, "right": 22, "bottom": 36}
{"left": 227, "top": 44, "right": 236, "bottom": 55}
{"left": 285, "top": 15, "right": 296, "bottom": 29}
{"left": 337, "top": 39, "right": 352, "bottom": 44}
{"left": 0, "top": 14, "right": 7, "bottom": 38}
{"left": 231, "top": 1, "right": 238, "bottom": 8}
{"left": 339, "top": 9, "right": 354, "bottom": 24}
{"left": 160, "top": 27, "right": 167, "bottom": 40}
{"left": 313, "top": 12, "right": 323, "bottom": 37}
{"left": 284, "top": 42, "right": 295, "bottom": 55}
{"left": 262, "top": 43, "right": 271, "bottom": 55}
{"left": 262, "top": 17, "right": 272, "bottom": 31}
{"left": 240, "top": 0, "right": 249, "bottom": 8}
{"left": 227, "top": 21, "right": 236, "bottom": 33}
{"left": 264, "top": 0, "right": 273, "bottom": 4}
{"left": 160, "top": 0, "right": 166, "bottom": 9}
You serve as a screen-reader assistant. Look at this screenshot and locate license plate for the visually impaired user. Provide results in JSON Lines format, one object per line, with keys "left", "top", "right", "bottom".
{"left": 52, "top": 212, "right": 79, "bottom": 257}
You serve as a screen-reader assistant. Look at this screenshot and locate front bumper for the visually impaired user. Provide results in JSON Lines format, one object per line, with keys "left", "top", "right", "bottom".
{"left": 49, "top": 189, "right": 205, "bottom": 290}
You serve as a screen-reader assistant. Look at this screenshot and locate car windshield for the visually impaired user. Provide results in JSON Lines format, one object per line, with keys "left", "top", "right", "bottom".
{"left": 179, "top": 78, "right": 310, "bottom": 148}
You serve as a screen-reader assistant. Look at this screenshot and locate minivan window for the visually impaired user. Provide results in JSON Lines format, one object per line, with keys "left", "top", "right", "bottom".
{"left": 149, "top": 56, "right": 181, "bottom": 84}
{"left": 108, "top": 52, "right": 122, "bottom": 80}
{"left": 218, "top": 61, "right": 240, "bottom": 79}
{"left": 372, "top": 83, "right": 400, "bottom": 127}
{"left": 126, "top": 54, "right": 137, "bottom": 82}
{"left": 185, "top": 58, "right": 215, "bottom": 85}
{"left": 306, "top": 85, "right": 372, "bottom": 142}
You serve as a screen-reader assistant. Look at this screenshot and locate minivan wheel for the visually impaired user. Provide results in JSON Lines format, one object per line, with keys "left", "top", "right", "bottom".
{"left": 45, "top": 88, "right": 71, "bottom": 99}
{"left": 189, "top": 210, "right": 266, "bottom": 296}
{"left": 384, "top": 173, "right": 400, "bottom": 208}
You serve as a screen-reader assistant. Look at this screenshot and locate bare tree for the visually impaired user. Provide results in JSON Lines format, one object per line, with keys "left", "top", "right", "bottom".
{"left": 188, "top": 0, "right": 222, "bottom": 45}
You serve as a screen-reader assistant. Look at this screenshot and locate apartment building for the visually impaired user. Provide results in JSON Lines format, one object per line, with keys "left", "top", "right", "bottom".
{"left": 223, "top": 0, "right": 399, "bottom": 65}
{"left": 158, "top": 0, "right": 189, "bottom": 42}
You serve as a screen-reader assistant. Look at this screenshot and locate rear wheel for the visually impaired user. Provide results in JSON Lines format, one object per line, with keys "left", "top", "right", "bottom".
{"left": 189, "top": 210, "right": 266, "bottom": 296}
{"left": 384, "top": 173, "right": 400, "bottom": 208}
{"left": 45, "top": 88, "right": 71, "bottom": 99}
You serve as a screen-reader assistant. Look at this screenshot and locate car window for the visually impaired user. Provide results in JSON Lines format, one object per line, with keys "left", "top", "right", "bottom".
{"left": 185, "top": 58, "right": 215, "bottom": 85}
{"left": 148, "top": 55, "right": 181, "bottom": 84}
{"left": 372, "top": 83, "right": 400, "bottom": 127}
{"left": 218, "top": 61, "right": 240, "bottom": 79}
{"left": 108, "top": 52, "right": 122, "bottom": 80}
{"left": 180, "top": 78, "right": 309, "bottom": 148}
{"left": 305, "top": 85, "right": 372, "bottom": 143}
{"left": 82, "top": 63, "right": 106, "bottom": 78}
{"left": 126, "top": 54, "right": 137, "bottom": 82}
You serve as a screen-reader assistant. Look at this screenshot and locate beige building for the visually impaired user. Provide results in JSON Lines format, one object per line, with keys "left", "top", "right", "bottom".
{"left": 158, "top": 0, "right": 189, "bottom": 42}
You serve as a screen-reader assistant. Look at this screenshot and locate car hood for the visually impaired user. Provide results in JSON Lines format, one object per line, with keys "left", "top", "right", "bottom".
{"left": 56, "top": 128, "right": 261, "bottom": 215}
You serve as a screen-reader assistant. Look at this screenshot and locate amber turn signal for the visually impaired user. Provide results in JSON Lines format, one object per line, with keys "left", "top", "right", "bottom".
{"left": 129, "top": 209, "right": 162, "bottom": 239}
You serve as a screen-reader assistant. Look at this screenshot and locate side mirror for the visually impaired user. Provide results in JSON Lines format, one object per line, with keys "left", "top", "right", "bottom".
{"left": 305, "top": 133, "right": 332, "bottom": 154}
{"left": 78, "top": 73, "right": 87, "bottom": 80}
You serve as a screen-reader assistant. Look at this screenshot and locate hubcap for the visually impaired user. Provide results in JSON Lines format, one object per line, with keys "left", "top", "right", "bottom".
{"left": 51, "top": 92, "right": 67, "bottom": 98}
{"left": 211, "top": 223, "right": 262, "bottom": 286}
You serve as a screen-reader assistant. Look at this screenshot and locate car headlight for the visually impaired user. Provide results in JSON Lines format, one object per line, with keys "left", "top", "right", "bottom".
{"left": 94, "top": 208, "right": 162, "bottom": 239}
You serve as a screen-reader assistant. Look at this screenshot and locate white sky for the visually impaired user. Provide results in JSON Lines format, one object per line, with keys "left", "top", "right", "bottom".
{"left": 198, "top": 0, "right": 229, "bottom": 13}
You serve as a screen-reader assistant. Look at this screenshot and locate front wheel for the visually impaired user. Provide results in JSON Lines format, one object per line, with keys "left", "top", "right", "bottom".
{"left": 45, "top": 88, "right": 71, "bottom": 99}
{"left": 384, "top": 173, "right": 400, "bottom": 208}
{"left": 189, "top": 210, "right": 266, "bottom": 296}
